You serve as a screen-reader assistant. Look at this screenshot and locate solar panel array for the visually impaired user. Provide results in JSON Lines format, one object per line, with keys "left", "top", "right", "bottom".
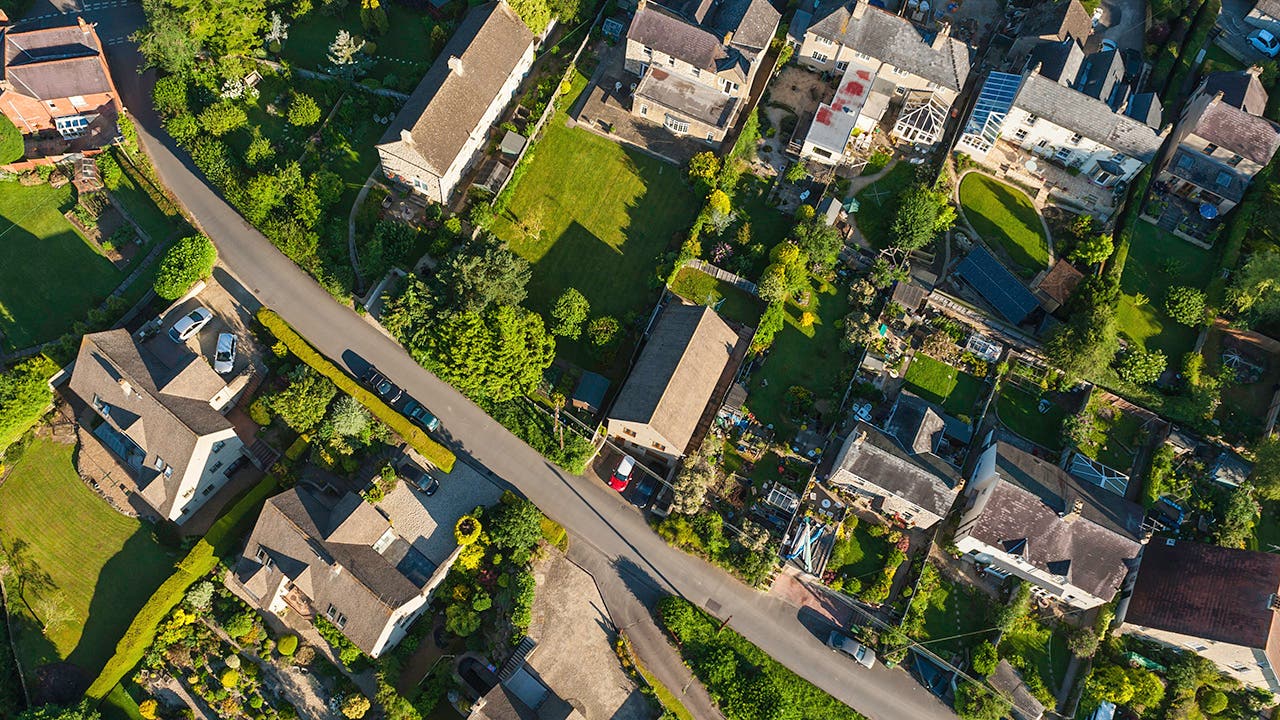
{"left": 963, "top": 71, "right": 1023, "bottom": 140}
{"left": 954, "top": 247, "right": 1040, "bottom": 324}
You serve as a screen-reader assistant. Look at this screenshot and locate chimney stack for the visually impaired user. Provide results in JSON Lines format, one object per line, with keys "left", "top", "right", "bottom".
{"left": 117, "top": 378, "right": 133, "bottom": 397}
{"left": 932, "top": 21, "right": 951, "bottom": 50}
{"left": 448, "top": 55, "right": 464, "bottom": 76}
{"left": 1248, "top": 64, "right": 1265, "bottom": 78}
{"left": 724, "top": 30, "right": 733, "bottom": 45}
{"left": 1062, "top": 499, "right": 1084, "bottom": 522}
{"left": 400, "top": 129, "right": 414, "bottom": 145}
{"left": 77, "top": 16, "right": 92, "bottom": 34}
{"left": 851, "top": 0, "right": 866, "bottom": 20}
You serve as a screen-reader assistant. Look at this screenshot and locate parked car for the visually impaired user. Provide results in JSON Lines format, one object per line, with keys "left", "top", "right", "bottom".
{"left": 1250, "top": 29, "right": 1280, "bottom": 57}
{"left": 402, "top": 398, "right": 441, "bottom": 432}
{"left": 361, "top": 366, "right": 403, "bottom": 404}
{"left": 168, "top": 307, "right": 213, "bottom": 343}
{"left": 632, "top": 475, "right": 658, "bottom": 509}
{"left": 402, "top": 465, "right": 440, "bottom": 496}
{"left": 827, "top": 631, "right": 877, "bottom": 669}
{"left": 213, "top": 333, "right": 237, "bottom": 374}
{"left": 609, "top": 455, "right": 636, "bottom": 492}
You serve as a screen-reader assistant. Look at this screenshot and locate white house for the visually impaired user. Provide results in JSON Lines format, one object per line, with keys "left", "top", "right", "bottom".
{"left": 377, "top": 1, "right": 536, "bottom": 204}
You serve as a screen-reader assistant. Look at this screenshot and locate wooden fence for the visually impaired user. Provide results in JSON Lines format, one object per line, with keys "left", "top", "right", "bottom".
{"left": 682, "top": 258, "right": 759, "bottom": 295}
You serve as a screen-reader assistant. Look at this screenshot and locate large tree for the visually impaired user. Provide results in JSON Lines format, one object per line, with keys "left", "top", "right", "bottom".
{"left": 268, "top": 365, "right": 337, "bottom": 433}
{"left": 434, "top": 233, "right": 532, "bottom": 313}
{"left": 890, "top": 184, "right": 955, "bottom": 252}
{"left": 550, "top": 288, "right": 590, "bottom": 339}
{"left": 0, "top": 356, "right": 57, "bottom": 453}
{"left": 134, "top": 0, "right": 203, "bottom": 76}
{"left": 1252, "top": 436, "right": 1280, "bottom": 501}
{"left": 154, "top": 235, "right": 218, "bottom": 300}
{"left": 421, "top": 306, "right": 554, "bottom": 403}
{"left": 1229, "top": 248, "right": 1280, "bottom": 326}
{"left": 791, "top": 218, "right": 843, "bottom": 270}
{"left": 1045, "top": 277, "right": 1119, "bottom": 380}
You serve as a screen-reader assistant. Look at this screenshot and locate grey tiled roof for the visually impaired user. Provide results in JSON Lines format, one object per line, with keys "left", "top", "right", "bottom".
{"left": 1167, "top": 146, "right": 1249, "bottom": 203}
{"left": 3, "top": 22, "right": 113, "bottom": 100}
{"left": 828, "top": 421, "right": 961, "bottom": 518}
{"left": 807, "top": 2, "right": 971, "bottom": 91}
{"left": 68, "top": 330, "right": 231, "bottom": 518}
{"left": 1017, "top": 0, "right": 1092, "bottom": 43}
{"left": 1012, "top": 37, "right": 1083, "bottom": 82}
{"left": 712, "top": 0, "right": 782, "bottom": 51}
{"left": 1198, "top": 69, "right": 1269, "bottom": 115}
{"left": 1074, "top": 49, "right": 1125, "bottom": 107}
{"left": 1189, "top": 98, "right": 1280, "bottom": 166}
{"left": 1124, "top": 92, "right": 1162, "bottom": 127}
{"left": 630, "top": 6, "right": 729, "bottom": 71}
{"left": 378, "top": 2, "right": 535, "bottom": 176}
{"left": 635, "top": 66, "right": 738, "bottom": 126}
{"left": 1013, "top": 73, "right": 1163, "bottom": 160}
{"left": 990, "top": 660, "right": 1047, "bottom": 720}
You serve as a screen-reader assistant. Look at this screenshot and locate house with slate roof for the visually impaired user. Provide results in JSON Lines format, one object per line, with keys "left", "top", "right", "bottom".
{"left": 377, "top": 1, "right": 536, "bottom": 204}
{"left": 791, "top": 0, "right": 971, "bottom": 159}
{"left": 1121, "top": 539, "right": 1280, "bottom": 692}
{"left": 68, "top": 330, "right": 245, "bottom": 524}
{"left": 623, "top": 0, "right": 780, "bottom": 143}
{"left": 954, "top": 439, "right": 1145, "bottom": 610}
{"left": 1247, "top": 0, "right": 1280, "bottom": 36}
{"left": 234, "top": 487, "right": 455, "bottom": 658}
{"left": 1153, "top": 67, "right": 1280, "bottom": 220}
{"left": 0, "top": 17, "right": 121, "bottom": 154}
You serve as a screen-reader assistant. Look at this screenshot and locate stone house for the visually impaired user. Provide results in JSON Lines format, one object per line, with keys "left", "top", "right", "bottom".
{"left": 1247, "top": 0, "right": 1280, "bottom": 36}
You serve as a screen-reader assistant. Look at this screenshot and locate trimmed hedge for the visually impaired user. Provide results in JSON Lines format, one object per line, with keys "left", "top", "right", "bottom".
{"left": 86, "top": 476, "right": 280, "bottom": 700}
{"left": 256, "top": 307, "right": 456, "bottom": 472}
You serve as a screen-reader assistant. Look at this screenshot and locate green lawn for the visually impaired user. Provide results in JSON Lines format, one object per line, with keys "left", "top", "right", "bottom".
{"left": 668, "top": 267, "right": 764, "bottom": 327}
{"left": 958, "top": 173, "right": 1049, "bottom": 273}
{"left": 827, "top": 521, "right": 892, "bottom": 587}
{"left": 1076, "top": 395, "right": 1144, "bottom": 471}
{"left": 1203, "top": 41, "right": 1246, "bottom": 73}
{"left": 730, "top": 173, "right": 792, "bottom": 277}
{"left": 995, "top": 386, "right": 1067, "bottom": 452}
{"left": 913, "top": 576, "right": 990, "bottom": 660}
{"left": 490, "top": 90, "right": 701, "bottom": 321}
{"left": 278, "top": 4, "right": 443, "bottom": 86}
{"left": 903, "top": 354, "right": 985, "bottom": 420}
{"left": 744, "top": 275, "right": 851, "bottom": 438}
{"left": 103, "top": 148, "right": 189, "bottom": 243}
{"left": 1000, "top": 618, "right": 1071, "bottom": 700}
{"left": 1117, "top": 221, "right": 1216, "bottom": 358}
{"left": 0, "top": 181, "right": 123, "bottom": 350}
{"left": 0, "top": 440, "right": 176, "bottom": 678}
{"left": 853, "top": 162, "right": 915, "bottom": 247}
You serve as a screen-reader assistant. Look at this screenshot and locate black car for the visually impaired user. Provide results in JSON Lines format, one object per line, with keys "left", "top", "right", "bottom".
{"left": 362, "top": 365, "right": 404, "bottom": 404}
{"left": 402, "top": 465, "right": 440, "bottom": 496}
{"left": 402, "top": 398, "right": 442, "bottom": 432}
{"left": 632, "top": 475, "right": 658, "bottom": 509}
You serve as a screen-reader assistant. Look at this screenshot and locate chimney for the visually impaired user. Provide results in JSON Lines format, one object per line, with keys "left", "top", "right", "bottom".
{"left": 724, "top": 30, "right": 733, "bottom": 45}
{"left": 854, "top": 429, "right": 867, "bottom": 445}
{"left": 1213, "top": 90, "right": 1225, "bottom": 105}
{"left": 76, "top": 16, "right": 92, "bottom": 34}
{"left": 0, "top": 10, "right": 9, "bottom": 28}
{"left": 932, "top": 21, "right": 951, "bottom": 50}
{"left": 1248, "top": 64, "right": 1265, "bottom": 78}
{"left": 399, "top": 129, "right": 414, "bottom": 145}
{"left": 117, "top": 378, "right": 133, "bottom": 397}
{"left": 1062, "top": 499, "right": 1084, "bottom": 523}
{"left": 850, "top": 0, "right": 866, "bottom": 20}
{"left": 448, "top": 55, "right": 464, "bottom": 76}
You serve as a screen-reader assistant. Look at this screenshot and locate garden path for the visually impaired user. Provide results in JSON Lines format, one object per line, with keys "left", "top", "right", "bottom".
{"left": 201, "top": 616, "right": 342, "bottom": 720}
{"left": 347, "top": 170, "right": 378, "bottom": 294}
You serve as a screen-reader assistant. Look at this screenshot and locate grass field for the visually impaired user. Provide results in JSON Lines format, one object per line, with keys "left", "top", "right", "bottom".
{"left": 729, "top": 173, "right": 793, "bottom": 277}
{"left": 0, "top": 440, "right": 176, "bottom": 678}
{"left": 668, "top": 267, "right": 763, "bottom": 327}
{"left": 904, "top": 354, "right": 985, "bottom": 419}
{"left": 826, "top": 522, "right": 892, "bottom": 586}
{"left": 491, "top": 87, "right": 701, "bottom": 321}
{"left": 958, "top": 174, "right": 1049, "bottom": 273}
{"left": 745, "top": 275, "right": 851, "bottom": 438}
{"left": 995, "top": 386, "right": 1067, "bottom": 452}
{"left": 1117, "top": 221, "right": 1216, "bottom": 358}
{"left": 914, "top": 576, "right": 989, "bottom": 660}
{"left": 103, "top": 148, "right": 189, "bottom": 243}
{"left": 278, "top": 4, "right": 443, "bottom": 84}
{"left": 853, "top": 162, "right": 915, "bottom": 247}
{"left": 1076, "top": 396, "right": 1144, "bottom": 471}
{"left": 0, "top": 181, "right": 122, "bottom": 350}
{"left": 1000, "top": 618, "right": 1071, "bottom": 699}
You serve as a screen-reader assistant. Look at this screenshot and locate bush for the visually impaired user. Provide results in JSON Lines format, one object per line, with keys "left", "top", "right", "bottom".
{"left": 220, "top": 669, "right": 240, "bottom": 688}
{"left": 1116, "top": 348, "right": 1167, "bottom": 385}
{"left": 454, "top": 515, "right": 482, "bottom": 545}
{"left": 277, "top": 634, "right": 298, "bottom": 656}
{"left": 317, "top": 616, "right": 367, "bottom": 669}
{"left": 287, "top": 93, "right": 323, "bottom": 127}
{"left": 198, "top": 101, "right": 248, "bottom": 136}
{"left": 971, "top": 641, "right": 997, "bottom": 676}
{"left": 0, "top": 356, "right": 57, "bottom": 455}
{"left": 258, "top": 309, "right": 455, "bottom": 471}
{"left": 1199, "top": 689, "right": 1228, "bottom": 715}
{"left": 154, "top": 235, "right": 217, "bottom": 300}
{"left": 1165, "top": 285, "right": 1207, "bottom": 326}
{"left": 0, "top": 114, "right": 23, "bottom": 164}
{"left": 488, "top": 495, "right": 544, "bottom": 550}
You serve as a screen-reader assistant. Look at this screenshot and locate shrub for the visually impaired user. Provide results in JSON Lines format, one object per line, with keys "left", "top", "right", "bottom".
{"left": 1116, "top": 348, "right": 1167, "bottom": 385}
{"left": 342, "top": 694, "right": 372, "bottom": 719}
{"left": 454, "top": 515, "right": 482, "bottom": 545}
{"left": 154, "top": 235, "right": 217, "bottom": 300}
{"left": 550, "top": 288, "right": 590, "bottom": 339}
{"left": 287, "top": 93, "right": 323, "bottom": 127}
{"left": 248, "top": 397, "right": 272, "bottom": 426}
{"left": 258, "top": 309, "right": 456, "bottom": 471}
{"left": 198, "top": 101, "right": 248, "bottom": 136}
{"left": 0, "top": 356, "right": 58, "bottom": 455}
{"left": 587, "top": 315, "right": 620, "bottom": 347}
{"left": 1199, "top": 689, "right": 1227, "bottom": 715}
{"left": 488, "top": 495, "right": 543, "bottom": 550}
{"left": 277, "top": 634, "right": 298, "bottom": 657}
{"left": 220, "top": 669, "right": 240, "bottom": 688}
{"left": 971, "top": 641, "right": 998, "bottom": 676}
{"left": 1165, "top": 285, "right": 1207, "bottom": 326}
{"left": 0, "top": 114, "right": 23, "bottom": 164}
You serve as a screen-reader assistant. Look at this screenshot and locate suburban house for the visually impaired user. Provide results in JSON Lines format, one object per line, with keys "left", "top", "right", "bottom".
{"left": 607, "top": 302, "right": 747, "bottom": 467}
{"left": 377, "top": 1, "right": 536, "bottom": 205}
{"left": 791, "top": 0, "right": 971, "bottom": 160}
{"left": 0, "top": 17, "right": 121, "bottom": 154}
{"left": 1152, "top": 68, "right": 1280, "bottom": 221}
{"left": 824, "top": 395, "right": 963, "bottom": 530}
{"left": 1247, "top": 0, "right": 1280, "bottom": 36}
{"left": 1122, "top": 539, "right": 1280, "bottom": 692}
{"left": 954, "top": 439, "right": 1145, "bottom": 610}
{"left": 68, "top": 330, "right": 245, "bottom": 524}
{"left": 623, "top": 0, "right": 780, "bottom": 143}
{"left": 956, "top": 38, "right": 1165, "bottom": 213}
{"left": 234, "top": 486, "right": 457, "bottom": 658}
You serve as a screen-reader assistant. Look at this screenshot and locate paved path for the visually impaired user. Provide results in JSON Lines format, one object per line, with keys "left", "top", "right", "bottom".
{"left": 101, "top": 35, "right": 958, "bottom": 720}
{"left": 348, "top": 171, "right": 379, "bottom": 294}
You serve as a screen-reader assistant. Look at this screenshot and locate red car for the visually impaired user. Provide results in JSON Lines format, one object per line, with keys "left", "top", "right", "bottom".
{"left": 609, "top": 455, "right": 636, "bottom": 491}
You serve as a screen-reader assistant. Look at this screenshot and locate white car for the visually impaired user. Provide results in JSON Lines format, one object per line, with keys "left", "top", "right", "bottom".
{"left": 213, "top": 332, "right": 237, "bottom": 374}
{"left": 828, "top": 631, "right": 877, "bottom": 669}
{"left": 168, "top": 307, "right": 213, "bottom": 343}
{"left": 1250, "top": 29, "right": 1280, "bottom": 57}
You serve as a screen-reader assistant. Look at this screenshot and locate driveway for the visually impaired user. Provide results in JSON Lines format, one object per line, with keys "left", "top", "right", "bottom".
{"left": 1093, "top": 0, "right": 1146, "bottom": 52}
{"left": 97, "top": 28, "right": 960, "bottom": 720}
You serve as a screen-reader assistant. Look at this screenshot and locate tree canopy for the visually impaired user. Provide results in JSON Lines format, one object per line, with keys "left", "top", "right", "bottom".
{"left": 550, "top": 288, "right": 590, "bottom": 339}
{"left": 890, "top": 184, "right": 955, "bottom": 252}
{"left": 1229, "top": 248, "right": 1280, "bottom": 326}
{"left": 154, "top": 235, "right": 218, "bottom": 300}
{"left": 416, "top": 305, "right": 554, "bottom": 403}
{"left": 1164, "top": 286, "right": 1207, "bottom": 327}
{"left": 0, "top": 356, "right": 57, "bottom": 455}
{"left": 488, "top": 496, "right": 545, "bottom": 549}
{"left": 434, "top": 233, "right": 532, "bottom": 314}
{"left": 268, "top": 365, "right": 338, "bottom": 433}
{"left": 508, "top": 0, "right": 551, "bottom": 33}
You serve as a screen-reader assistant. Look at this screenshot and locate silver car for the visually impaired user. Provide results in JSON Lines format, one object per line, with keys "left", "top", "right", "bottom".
{"left": 213, "top": 333, "right": 237, "bottom": 374}
{"left": 168, "top": 307, "right": 213, "bottom": 343}
{"left": 828, "top": 631, "right": 877, "bottom": 669}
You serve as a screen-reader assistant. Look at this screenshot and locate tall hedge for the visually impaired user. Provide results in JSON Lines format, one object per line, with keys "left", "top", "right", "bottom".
{"left": 0, "top": 114, "right": 23, "bottom": 165}
{"left": 153, "top": 235, "right": 217, "bottom": 301}
{"left": 255, "top": 308, "right": 456, "bottom": 472}
{"left": 0, "top": 356, "right": 57, "bottom": 455}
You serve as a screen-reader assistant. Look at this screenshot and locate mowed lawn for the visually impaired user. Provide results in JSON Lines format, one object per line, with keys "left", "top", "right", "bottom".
{"left": 958, "top": 173, "right": 1049, "bottom": 273}
{"left": 853, "top": 162, "right": 915, "bottom": 247}
{"left": 995, "top": 386, "right": 1067, "bottom": 452}
{"left": 668, "top": 266, "right": 763, "bottom": 327}
{"left": 0, "top": 181, "right": 121, "bottom": 350}
{"left": 491, "top": 110, "right": 701, "bottom": 319}
{"left": 1116, "top": 221, "right": 1216, "bottom": 358}
{"left": 904, "top": 353, "right": 985, "bottom": 419}
{"left": 0, "top": 440, "right": 175, "bottom": 677}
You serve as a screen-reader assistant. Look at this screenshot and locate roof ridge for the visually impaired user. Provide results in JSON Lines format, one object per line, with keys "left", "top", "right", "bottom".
{"left": 88, "top": 333, "right": 223, "bottom": 443}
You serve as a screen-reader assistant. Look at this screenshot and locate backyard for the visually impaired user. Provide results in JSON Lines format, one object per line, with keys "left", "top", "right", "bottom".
{"left": 1074, "top": 395, "right": 1147, "bottom": 471}
{"left": 994, "top": 386, "right": 1068, "bottom": 452}
{"left": 0, "top": 181, "right": 123, "bottom": 350}
{"left": 999, "top": 617, "right": 1072, "bottom": 702}
{"left": 1116, "top": 221, "right": 1216, "bottom": 358}
{"left": 911, "top": 574, "right": 989, "bottom": 661}
{"left": 824, "top": 519, "right": 893, "bottom": 592}
{"left": 957, "top": 173, "right": 1050, "bottom": 273}
{"left": 903, "top": 353, "right": 985, "bottom": 420}
{"left": 276, "top": 3, "right": 445, "bottom": 88}
{"left": 853, "top": 162, "right": 915, "bottom": 246}
{"left": 668, "top": 267, "right": 764, "bottom": 327}
{"left": 744, "top": 274, "right": 852, "bottom": 438}
{"left": 0, "top": 439, "right": 176, "bottom": 682}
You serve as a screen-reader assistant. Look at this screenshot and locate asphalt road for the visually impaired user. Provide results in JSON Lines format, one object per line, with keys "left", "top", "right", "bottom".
{"left": 88, "top": 13, "right": 959, "bottom": 719}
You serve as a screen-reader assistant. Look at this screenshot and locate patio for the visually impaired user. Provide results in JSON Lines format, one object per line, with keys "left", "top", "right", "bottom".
{"left": 978, "top": 140, "right": 1122, "bottom": 222}
{"left": 1141, "top": 185, "right": 1221, "bottom": 247}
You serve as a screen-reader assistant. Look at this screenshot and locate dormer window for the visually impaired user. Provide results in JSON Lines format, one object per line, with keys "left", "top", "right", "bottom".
{"left": 154, "top": 456, "right": 166, "bottom": 471}
{"left": 667, "top": 56, "right": 675, "bottom": 67}
{"left": 642, "top": 45, "right": 652, "bottom": 55}
{"left": 1069, "top": 133, "right": 1082, "bottom": 145}
{"left": 326, "top": 604, "right": 347, "bottom": 629}
{"left": 1229, "top": 154, "right": 1243, "bottom": 166}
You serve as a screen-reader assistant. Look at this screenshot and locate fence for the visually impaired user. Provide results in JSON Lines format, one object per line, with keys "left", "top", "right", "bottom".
{"left": 681, "top": 258, "right": 759, "bottom": 296}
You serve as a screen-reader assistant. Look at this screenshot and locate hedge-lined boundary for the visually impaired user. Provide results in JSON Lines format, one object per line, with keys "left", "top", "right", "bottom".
{"left": 256, "top": 307, "right": 457, "bottom": 472}
{"left": 86, "top": 476, "right": 280, "bottom": 700}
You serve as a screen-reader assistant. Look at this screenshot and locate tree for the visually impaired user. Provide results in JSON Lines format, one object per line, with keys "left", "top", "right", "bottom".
{"left": 995, "top": 581, "right": 1031, "bottom": 631}
{"left": 435, "top": 234, "right": 532, "bottom": 313}
{"left": 445, "top": 603, "right": 481, "bottom": 636}
{"left": 328, "top": 30, "right": 371, "bottom": 77}
{"left": 17, "top": 702, "right": 102, "bottom": 720}
{"left": 687, "top": 151, "right": 720, "bottom": 188}
{"left": 340, "top": 694, "right": 372, "bottom": 719}
{"left": 508, "top": 0, "right": 551, "bottom": 33}
{"left": 1199, "top": 689, "right": 1228, "bottom": 715}
{"left": 454, "top": 515, "right": 481, "bottom": 545}
{"left": 277, "top": 634, "right": 298, "bottom": 656}
{"left": 1067, "top": 626, "right": 1100, "bottom": 658}
{"left": 488, "top": 496, "right": 544, "bottom": 549}
{"left": 33, "top": 592, "right": 73, "bottom": 634}
{"left": 706, "top": 189, "right": 733, "bottom": 232}
{"left": 1230, "top": 248, "right": 1280, "bottom": 325}
{"left": 785, "top": 161, "right": 807, "bottom": 183}
{"left": 550, "top": 288, "right": 590, "bottom": 339}
{"left": 137, "top": 700, "right": 157, "bottom": 720}
{"left": 134, "top": 0, "right": 203, "bottom": 76}
{"left": 890, "top": 184, "right": 955, "bottom": 252}
{"left": 1127, "top": 668, "right": 1165, "bottom": 711}
{"left": 154, "top": 235, "right": 217, "bottom": 300}
{"left": 268, "top": 365, "right": 337, "bottom": 432}
{"left": 1215, "top": 485, "right": 1258, "bottom": 549}
{"left": 587, "top": 315, "right": 621, "bottom": 348}
{"left": 422, "top": 306, "right": 555, "bottom": 403}
{"left": 197, "top": 101, "right": 248, "bottom": 136}
{"left": 954, "top": 683, "right": 1011, "bottom": 720}
{"left": 971, "top": 641, "right": 998, "bottom": 676}
{"left": 1086, "top": 665, "right": 1134, "bottom": 705}
{"left": 287, "top": 93, "right": 322, "bottom": 127}
{"left": 264, "top": 11, "right": 289, "bottom": 50}
{"left": 1165, "top": 286, "right": 1207, "bottom": 326}
{"left": 328, "top": 395, "right": 371, "bottom": 437}
{"left": 1045, "top": 277, "right": 1119, "bottom": 379}
{"left": 1070, "top": 233, "right": 1113, "bottom": 265}
{"left": 185, "top": 581, "right": 215, "bottom": 611}
{"left": 0, "top": 115, "right": 22, "bottom": 164}
{"left": 359, "top": 0, "right": 388, "bottom": 33}
{"left": 1116, "top": 348, "right": 1167, "bottom": 385}
{"left": 0, "top": 356, "right": 57, "bottom": 453}
{"left": 757, "top": 264, "right": 790, "bottom": 304}
{"left": 792, "top": 218, "right": 843, "bottom": 270}
{"left": 1252, "top": 436, "right": 1280, "bottom": 501}
{"left": 672, "top": 455, "right": 714, "bottom": 515}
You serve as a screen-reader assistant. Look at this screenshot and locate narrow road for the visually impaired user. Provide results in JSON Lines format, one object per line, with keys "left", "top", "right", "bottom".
{"left": 101, "top": 37, "right": 958, "bottom": 720}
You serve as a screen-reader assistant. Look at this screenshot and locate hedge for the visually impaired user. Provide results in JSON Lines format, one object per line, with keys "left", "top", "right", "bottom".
{"left": 86, "top": 476, "right": 280, "bottom": 700}
{"left": 256, "top": 308, "right": 456, "bottom": 472}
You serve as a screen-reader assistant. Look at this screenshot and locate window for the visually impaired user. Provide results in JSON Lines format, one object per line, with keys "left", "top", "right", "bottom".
{"left": 1069, "top": 133, "right": 1082, "bottom": 144}
{"left": 69, "top": 95, "right": 86, "bottom": 108}
{"left": 1037, "top": 139, "right": 1049, "bottom": 148}
{"left": 54, "top": 115, "right": 89, "bottom": 139}
{"left": 1229, "top": 154, "right": 1243, "bottom": 166}
{"left": 639, "top": 104, "right": 648, "bottom": 116}
{"left": 642, "top": 45, "right": 652, "bottom": 55}
{"left": 623, "top": 428, "right": 637, "bottom": 437}
{"left": 92, "top": 394, "right": 110, "bottom": 416}
{"left": 212, "top": 440, "right": 226, "bottom": 453}
{"left": 664, "top": 115, "right": 690, "bottom": 134}
{"left": 255, "top": 548, "right": 274, "bottom": 568}
{"left": 373, "top": 528, "right": 397, "bottom": 554}
{"left": 812, "top": 147, "right": 833, "bottom": 158}
{"left": 816, "top": 36, "right": 833, "bottom": 46}
{"left": 706, "top": 132, "right": 714, "bottom": 141}
{"left": 325, "top": 604, "right": 348, "bottom": 629}
{"left": 667, "top": 56, "right": 675, "bottom": 67}
{"left": 835, "top": 60, "right": 849, "bottom": 72}
{"left": 652, "top": 442, "right": 667, "bottom": 451}
{"left": 692, "top": 68, "right": 701, "bottom": 77}
{"left": 154, "top": 456, "right": 166, "bottom": 471}
{"left": 1204, "top": 143, "right": 1218, "bottom": 155}
{"left": 728, "top": 82, "right": 738, "bottom": 92}
{"left": 811, "top": 51, "right": 829, "bottom": 63}
{"left": 1025, "top": 114, "right": 1038, "bottom": 126}
{"left": 1014, "top": 128, "right": 1028, "bottom": 140}
{"left": 891, "top": 66, "right": 908, "bottom": 76}
{"left": 210, "top": 461, "right": 224, "bottom": 473}
{"left": 202, "top": 485, "right": 215, "bottom": 496}
{"left": 854, "top": 51, "right": 872, "bottom": 60}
